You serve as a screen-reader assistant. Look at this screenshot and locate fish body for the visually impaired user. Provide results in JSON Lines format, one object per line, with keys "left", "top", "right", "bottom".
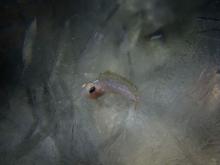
{"left": 81, "top": 71, "right": 139, "bottom": 106}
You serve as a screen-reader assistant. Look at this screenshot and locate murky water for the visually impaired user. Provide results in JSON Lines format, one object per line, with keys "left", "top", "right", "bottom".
{"left": 0, "top": 0, "right": 220, "bottom": 165}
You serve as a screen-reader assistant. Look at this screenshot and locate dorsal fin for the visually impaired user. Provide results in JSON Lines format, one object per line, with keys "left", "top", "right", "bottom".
{"left": 98, "top": 70, "right": 138, "bottom": 93}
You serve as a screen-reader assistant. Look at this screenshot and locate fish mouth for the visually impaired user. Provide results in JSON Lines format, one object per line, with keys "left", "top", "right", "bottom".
{"left": 81, "top": 82, "right": 94, "bottom": 96}
{"left": 81, "top": 83, "right": 87, "bottom": 88}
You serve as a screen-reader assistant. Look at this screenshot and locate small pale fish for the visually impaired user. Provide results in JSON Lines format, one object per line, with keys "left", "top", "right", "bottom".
{"left": 81, "top": 71, "right": 139, "bottom": 110}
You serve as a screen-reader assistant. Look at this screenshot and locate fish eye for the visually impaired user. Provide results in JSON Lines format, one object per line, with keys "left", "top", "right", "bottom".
{"left": 89, "top": 86, "right": 96, "bottom": 93}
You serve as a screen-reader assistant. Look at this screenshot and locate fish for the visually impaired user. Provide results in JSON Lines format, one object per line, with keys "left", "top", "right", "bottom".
{"left": 81, "top": 71, "right": 139, "bottom": 109}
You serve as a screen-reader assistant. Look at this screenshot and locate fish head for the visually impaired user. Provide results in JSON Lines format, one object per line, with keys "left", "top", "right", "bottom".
{"left": 81, "top": 80, "right": 105, "bottom": 99}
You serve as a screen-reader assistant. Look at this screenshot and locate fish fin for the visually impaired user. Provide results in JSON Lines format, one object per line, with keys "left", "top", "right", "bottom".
{"left": 99, "top": 70, "right": 138, "bottom": 92}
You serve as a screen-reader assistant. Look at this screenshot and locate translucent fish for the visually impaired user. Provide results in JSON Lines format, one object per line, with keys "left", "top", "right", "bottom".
{"left": 81, "top": 71, "right": 139, "bottom": 109}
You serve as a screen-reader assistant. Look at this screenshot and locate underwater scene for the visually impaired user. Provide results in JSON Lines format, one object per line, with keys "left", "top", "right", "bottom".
{"left": 0, "top": 0, "right": 220, "bottom": 165}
